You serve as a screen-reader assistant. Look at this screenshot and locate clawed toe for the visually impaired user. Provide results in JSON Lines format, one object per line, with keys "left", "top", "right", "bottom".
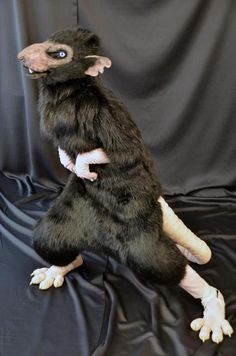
{"left": 221, "top": 320, "right": 233, "bottom": 337}
{"left": 199, "top": 325, "right": 211, "bottom": 342}
{"left": 53, "top": 275, "right": 64, "bottom": 288}
{"left": 30, "top": 267, "right": 48, "bottom": 277}
{"left": 212, "top": 327, "right": 223, "bottom": 344}
{"left": 39, "top": 278, "right": 54, "bottom": 290}
{"left": 30, "top": 273, "right": 45, "bottom": 285}
{"left": 190, "top": 318, "right": 204, "bottom": 331}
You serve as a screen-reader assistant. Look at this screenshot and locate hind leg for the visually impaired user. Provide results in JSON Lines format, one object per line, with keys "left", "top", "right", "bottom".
{"left": 32, "top": 174, "right": 95, "bottom": 266}
{"left": 177, "top": 244, "right": 204, "bottom": 264}
{"left": 31, "top": 175, "right": 99, "bottom": 288}
{"left": 159, "top": 197, "right": 211, "bottom": 264}
{"left": 125, "top": 236, "right": 233, "bottom": 343}
{"left": 123, "top": 233, "right": 187, "bottom": 285}
{"left": 180, "top": 265, "right": 233, "bottom": 343}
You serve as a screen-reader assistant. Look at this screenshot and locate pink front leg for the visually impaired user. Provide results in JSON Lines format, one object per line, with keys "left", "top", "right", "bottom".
{"left": 58, "top": 147, "right": 75, "bottom": 172}
{"left": 58, "top": 147, "right": 110, "bottom": 180}
{"left": 74, "top": 148, "right": 110, "bottom": 181}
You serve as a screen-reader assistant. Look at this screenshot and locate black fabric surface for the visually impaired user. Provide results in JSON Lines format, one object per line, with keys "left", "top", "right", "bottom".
{"left": 1, "top": 1, "right": 236, "bottom": 355}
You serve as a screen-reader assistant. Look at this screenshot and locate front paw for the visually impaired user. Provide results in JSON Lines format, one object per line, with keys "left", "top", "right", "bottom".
{"left": 74, "top": 166, "right": 98, "bottom": 181}
{"left": 30, "top": 266, "right": 66, "bottom": 290}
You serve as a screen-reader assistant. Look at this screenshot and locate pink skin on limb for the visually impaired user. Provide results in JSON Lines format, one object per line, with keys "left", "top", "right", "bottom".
{"left": 179, "top": 264, "right": 233, "bottom": 343}
{"left": 58, "top": 147, "right": 110, "bottom": 181}
{"left": 52, "top": 147, "right": 234, "bottom": 343}
{"left": 158, "top": 196, "right": 211, "bottom": 264}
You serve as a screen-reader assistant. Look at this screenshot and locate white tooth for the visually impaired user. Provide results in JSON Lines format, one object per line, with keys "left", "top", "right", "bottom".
{"left": 29, "top": 68, "right": 34, "bottom": 74}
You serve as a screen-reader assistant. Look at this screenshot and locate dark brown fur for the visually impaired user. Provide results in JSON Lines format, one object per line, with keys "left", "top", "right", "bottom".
{"left": 19, "top": 28, "right": 187, "bottom": 285}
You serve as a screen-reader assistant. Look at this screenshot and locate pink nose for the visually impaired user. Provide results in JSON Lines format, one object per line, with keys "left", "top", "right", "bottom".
{"left": 17, "top": 52, "right": 24, "bottom": 61}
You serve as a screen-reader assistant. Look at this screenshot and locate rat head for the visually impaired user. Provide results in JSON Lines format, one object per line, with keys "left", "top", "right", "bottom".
{"left": 17, "top": 28, "right": 111, "bottom": 84}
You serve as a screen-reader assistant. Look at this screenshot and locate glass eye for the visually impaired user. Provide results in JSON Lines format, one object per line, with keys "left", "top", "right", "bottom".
{"left": 58, "top": 51, "right": 66, "bottom": 58}
{"left": 47, "top": 50, "right": 67, "bottom": 59}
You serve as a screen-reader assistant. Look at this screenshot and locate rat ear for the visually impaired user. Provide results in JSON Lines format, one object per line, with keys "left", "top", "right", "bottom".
{"left": 84, "top": 55, "right": 112, "bottom": 77}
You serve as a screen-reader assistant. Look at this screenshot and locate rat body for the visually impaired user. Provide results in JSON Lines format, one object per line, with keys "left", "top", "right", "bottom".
{"left": 17, "top": 28, "right": 234, "bottom": 343}
{"left": 18, "top": 28, "right": 187, "bottom": 285}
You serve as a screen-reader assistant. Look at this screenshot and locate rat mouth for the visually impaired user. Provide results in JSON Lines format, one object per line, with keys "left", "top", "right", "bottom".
{"left": 23, "top": 65, "right": 49, "bottom": 78}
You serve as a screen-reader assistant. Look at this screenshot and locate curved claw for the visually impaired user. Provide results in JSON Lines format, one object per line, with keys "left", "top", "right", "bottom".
{"left": 211, "top": 326, "right": 223, "bottom": 344}
{"left": 39, "top": 278, "right": 54, "bottom": 290}
{"left": 199, "top": 324, "right": 211, "bottom": 342}
{"left": 30, "top": 273, "right": 46, "bottom": 285}
{"left": 30, "top": 267, "right": 48, "bottom": 277}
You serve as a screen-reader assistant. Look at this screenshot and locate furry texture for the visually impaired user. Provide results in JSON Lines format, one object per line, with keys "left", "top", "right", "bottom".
{"left": 19, "top": 28, "right": 187, "bottom": 285}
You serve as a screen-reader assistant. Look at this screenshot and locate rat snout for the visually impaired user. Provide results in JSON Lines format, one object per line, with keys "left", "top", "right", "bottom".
{"left": 17, "top": 43, "right": 51, "bottom": 73}
{"left": 17, "top": 51, "right": 25, "bottom": 61}
{"left": 17, "top": 41, "right": 74, "bottom": 79}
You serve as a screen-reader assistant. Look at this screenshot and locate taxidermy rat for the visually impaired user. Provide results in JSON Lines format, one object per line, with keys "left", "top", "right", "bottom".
{"left": 17, "top": 28, "right": 234, "bottom": 344}
{"left": 18, "top": 27, "right": 188, "bottom": 286}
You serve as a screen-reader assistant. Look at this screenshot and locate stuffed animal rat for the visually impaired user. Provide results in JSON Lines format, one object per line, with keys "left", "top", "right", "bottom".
{"left": 17, "top": 28, "right": 233, "bottom": 343}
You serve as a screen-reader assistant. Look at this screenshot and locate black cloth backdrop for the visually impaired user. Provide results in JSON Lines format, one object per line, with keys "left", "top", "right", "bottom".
{"left": 0, "top": 1, "right": 236, "bottom": 355}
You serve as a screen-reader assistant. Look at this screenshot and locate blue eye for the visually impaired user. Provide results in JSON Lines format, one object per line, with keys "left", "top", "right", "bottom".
{"left": 47, "top": 50, "right": 67, "bottom": 59}
{"left": 58, "top": 51, "right": 66, "bottom": 58}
